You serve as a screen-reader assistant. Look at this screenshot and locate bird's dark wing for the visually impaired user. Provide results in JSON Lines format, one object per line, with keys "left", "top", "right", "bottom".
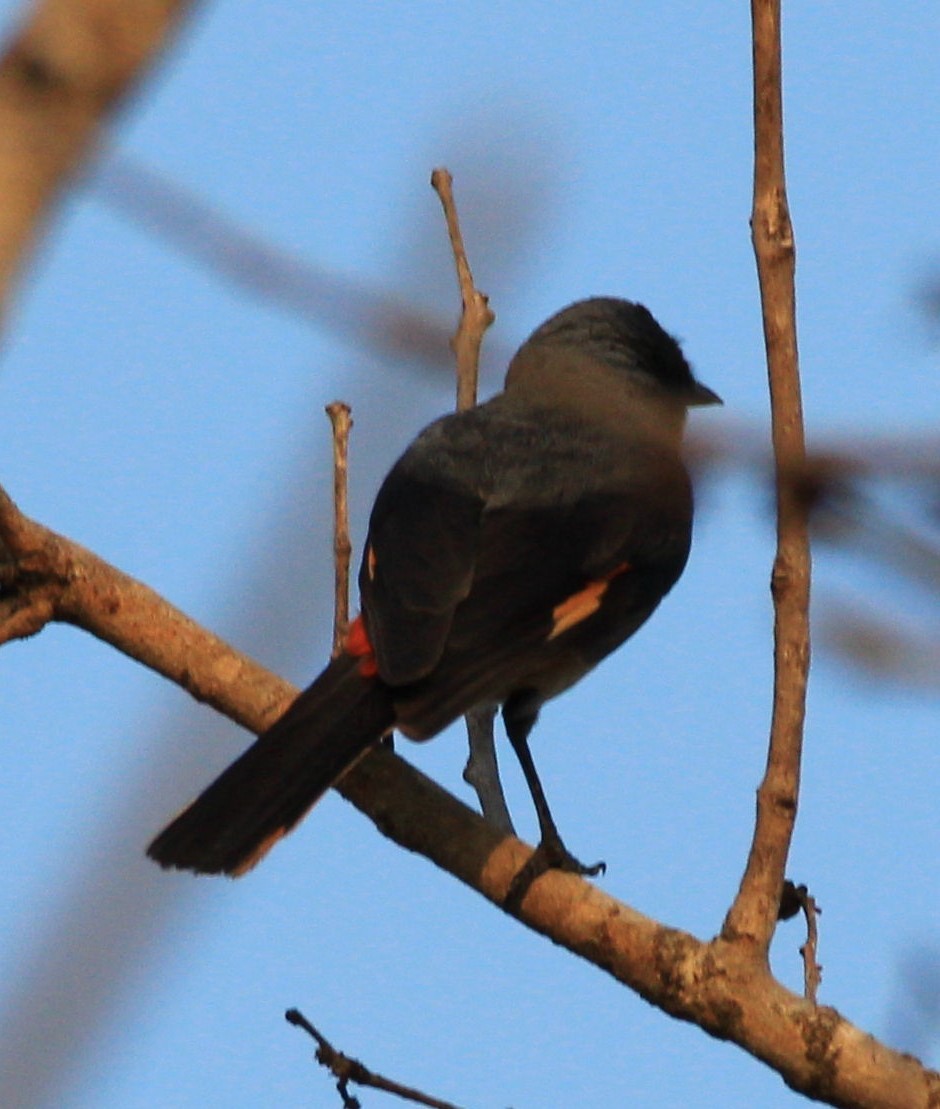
{"left": 392, "top": 474, "right": 693, "bottom": 737}
{"left": 360, "top": 398, "right": 693, "bottom": 713}
{"left": 360, "top": 470, "right": 484, "bottom": 684}
{"left": 359, "top": 411, "right": 490, "bottom": 684}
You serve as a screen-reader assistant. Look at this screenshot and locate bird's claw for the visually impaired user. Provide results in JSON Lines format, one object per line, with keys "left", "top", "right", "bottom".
{"left": 504, "top": 836, "right": 606, "bottom": 910}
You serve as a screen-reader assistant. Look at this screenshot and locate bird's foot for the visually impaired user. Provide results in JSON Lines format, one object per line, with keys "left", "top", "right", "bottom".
{"left": 504, "top": 835, "right": 605, "bottom": 911}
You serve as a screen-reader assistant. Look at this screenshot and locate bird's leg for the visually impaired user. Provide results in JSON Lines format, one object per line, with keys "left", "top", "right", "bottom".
{"left": 502, "top": 700, "right": 605, "bottom": 907}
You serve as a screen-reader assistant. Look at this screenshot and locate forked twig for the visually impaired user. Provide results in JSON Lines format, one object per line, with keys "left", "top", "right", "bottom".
{"left": 286, "top": 1009, "right": 464, "bottom": 1109}
{"left": 430, "top": 167, "right": 495, "bottom": 413}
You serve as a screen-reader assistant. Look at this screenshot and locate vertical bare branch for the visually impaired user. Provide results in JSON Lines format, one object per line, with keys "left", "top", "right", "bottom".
{"left": 429, "top": 168, "right": 511, "bottom": 832}
{"left": 722, "top": 0, "right": 811, "bottom": 952}
{"left": 325, "top": 401, "right": 353, "bottom": 657}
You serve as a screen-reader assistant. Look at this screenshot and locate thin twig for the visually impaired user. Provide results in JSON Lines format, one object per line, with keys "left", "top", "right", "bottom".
{"left": 429, "top": 169, "right": 510, "bottom": 831}
{"left": 722, "top": 0, "right": 811, "bottom": 953}
{"left": 286, "top": 1009, "right": 464, "bottom": 1109}
{"left": 430, "top": 167, "right": 495, "bottom": 413}
{"left": 325, "top": 401, "right": 353, "bottom": 656}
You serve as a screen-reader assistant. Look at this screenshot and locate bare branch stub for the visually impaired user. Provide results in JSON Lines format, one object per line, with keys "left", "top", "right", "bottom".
{"left": 0, "top": 485, "right": 64, "bottom": 645}
{"left": 325, "top": 401, "right": 353, "bottom": 657}
{"left": 722, "top": 0, "right": 812, "bottom": 953}
{"left": 798, "top": 888, "right": 823, "bottom": 1004}
{"left": 778, "top": 881, "right": 823, "bottom": 1002}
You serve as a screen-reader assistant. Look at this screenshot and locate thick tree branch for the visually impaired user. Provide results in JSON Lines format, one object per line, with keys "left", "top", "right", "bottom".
{"left": 0, "top": 484, "right": 289, "bottom": 728}
{"left": 2, "top": 485, "right": 937, "bottom": 1107}
{"left": 723, "top": 0, "right": 811, "bottom": 952}
{"left": 0, "top": 0, "right": 196, "bottom": 315}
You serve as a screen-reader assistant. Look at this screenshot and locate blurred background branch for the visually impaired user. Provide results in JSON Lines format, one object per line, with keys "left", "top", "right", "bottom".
{"left": 0, "top": 0, "right": 197, "bottom": 316}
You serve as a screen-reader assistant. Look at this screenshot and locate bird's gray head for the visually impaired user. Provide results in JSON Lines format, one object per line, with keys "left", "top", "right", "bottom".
{"left": 508, "top": 297, "right": 721, "bottom": 409}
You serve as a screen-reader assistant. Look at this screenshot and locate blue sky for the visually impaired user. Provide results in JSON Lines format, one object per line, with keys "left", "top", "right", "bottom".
{"left": 1, "top": 3, "right": 938, "bottom": 1107}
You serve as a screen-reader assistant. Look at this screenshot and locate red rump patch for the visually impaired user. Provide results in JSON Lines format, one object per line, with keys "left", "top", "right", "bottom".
{"left": 344, "top": 615, "right": 379, "bottom": 678}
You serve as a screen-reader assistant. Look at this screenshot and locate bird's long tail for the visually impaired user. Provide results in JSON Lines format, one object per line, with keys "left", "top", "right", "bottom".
{"left": 147, "top": 643, "right": 395, "bottom": 876}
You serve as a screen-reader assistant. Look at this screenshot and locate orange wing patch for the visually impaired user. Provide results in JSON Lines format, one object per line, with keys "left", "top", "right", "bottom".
{"left": 548, "top": 562, "right": 631, "bottom": 641}
{"left": 366, "top": 543, "right": 377, "bottom": 581}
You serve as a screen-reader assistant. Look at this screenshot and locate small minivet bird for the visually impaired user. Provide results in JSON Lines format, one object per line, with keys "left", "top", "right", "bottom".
{"left": 148, "top": 297, "right": 720, "bottom": 877}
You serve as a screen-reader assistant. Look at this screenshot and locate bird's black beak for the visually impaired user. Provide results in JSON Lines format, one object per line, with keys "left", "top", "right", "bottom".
{"left": 687, "top": 380, "right": 723, "bottom": 407}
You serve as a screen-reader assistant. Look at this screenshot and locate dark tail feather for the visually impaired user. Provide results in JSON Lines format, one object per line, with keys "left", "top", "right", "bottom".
{"left": 147, "top": 654, "right": 395, "bottom": 876}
